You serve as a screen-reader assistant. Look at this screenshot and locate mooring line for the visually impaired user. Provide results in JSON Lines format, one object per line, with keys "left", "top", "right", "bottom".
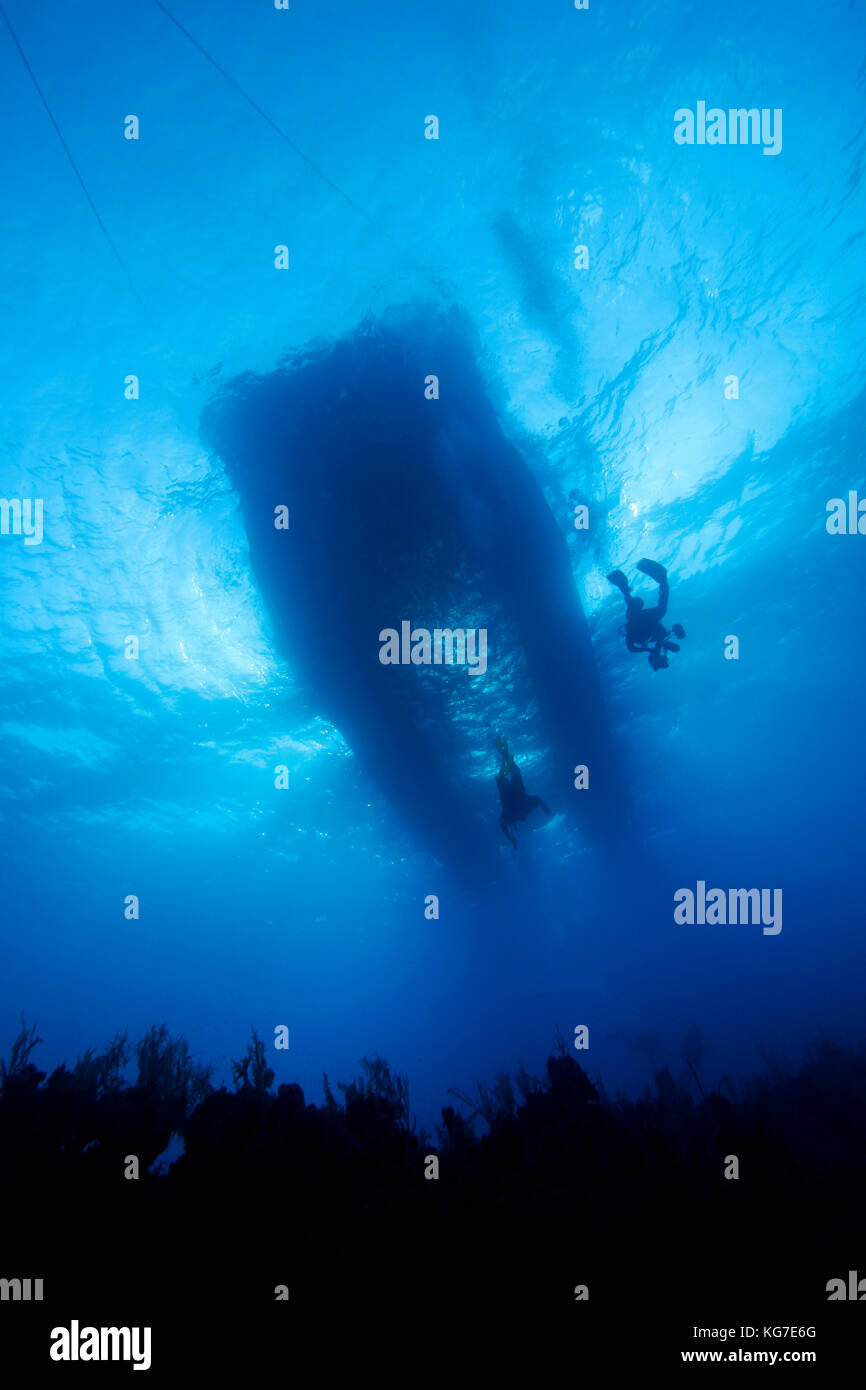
{"left": 149, "top": 0, "right": 395, "bottom": 247}
{"left": 0, "top": 2, "right": 144, "bottom": 309}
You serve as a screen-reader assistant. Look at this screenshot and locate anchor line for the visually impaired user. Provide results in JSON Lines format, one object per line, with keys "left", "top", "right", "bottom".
{"left": 0, "top": 1, "right": 143, "bottom": 309}
{"left": 149, "top": 0, "right": 395, "bottom": 247}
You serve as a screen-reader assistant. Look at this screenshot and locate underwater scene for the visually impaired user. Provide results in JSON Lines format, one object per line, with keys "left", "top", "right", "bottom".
{"left": 1, "top": 0, "right": 865, "bottom": 1371}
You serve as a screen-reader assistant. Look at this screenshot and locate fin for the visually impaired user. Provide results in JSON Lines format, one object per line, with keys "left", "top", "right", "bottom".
{"left": 606, "top": 569, "right": 631, "bottom": 597}
{"left": 636, "top": 558, "right": 667, "bottom": 584}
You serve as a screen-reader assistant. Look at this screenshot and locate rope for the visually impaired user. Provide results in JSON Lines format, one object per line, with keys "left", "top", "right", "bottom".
{"left": 0, "top": 2, "right": 144, "bottom": 309}
{"left": 149, "top": 0, "right": 394, "bottom": 246}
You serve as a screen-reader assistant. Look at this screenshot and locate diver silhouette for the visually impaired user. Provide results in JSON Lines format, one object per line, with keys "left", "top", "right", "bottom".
{"left": 494, "top": 737, "right": 550, "bottom": 849}
{"left": 607, "top": 559, "right": 686, "bottom": 671}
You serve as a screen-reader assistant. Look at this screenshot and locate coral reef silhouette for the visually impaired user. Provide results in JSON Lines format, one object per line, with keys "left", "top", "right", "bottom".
{"left": 2, "top": 1019, "right": 864, "bottom": 1354}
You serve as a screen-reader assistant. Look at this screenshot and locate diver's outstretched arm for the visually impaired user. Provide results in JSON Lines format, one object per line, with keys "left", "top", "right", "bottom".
{"left": 648, "top": 634, "right": 670, "bottom": 670}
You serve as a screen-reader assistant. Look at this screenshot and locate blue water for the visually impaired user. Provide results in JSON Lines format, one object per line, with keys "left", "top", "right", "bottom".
{"left": 1, "top": 0, "right": 864, "bottom": 1131}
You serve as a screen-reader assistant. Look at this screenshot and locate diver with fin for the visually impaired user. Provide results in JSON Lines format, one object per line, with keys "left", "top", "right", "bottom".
{"left": 494, "top": 737, "right": 550, "bottom": 849}
{"left": 607, "top": 559, "right": 686, "bottom": 671}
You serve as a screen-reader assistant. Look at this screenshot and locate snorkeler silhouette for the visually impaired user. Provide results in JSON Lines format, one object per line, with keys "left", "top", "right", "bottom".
{"left": 494, "top": 737, "right": 550, "bottom": 849}
{"left": 607, "top": 559, "right": 686, "bottom": 671}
